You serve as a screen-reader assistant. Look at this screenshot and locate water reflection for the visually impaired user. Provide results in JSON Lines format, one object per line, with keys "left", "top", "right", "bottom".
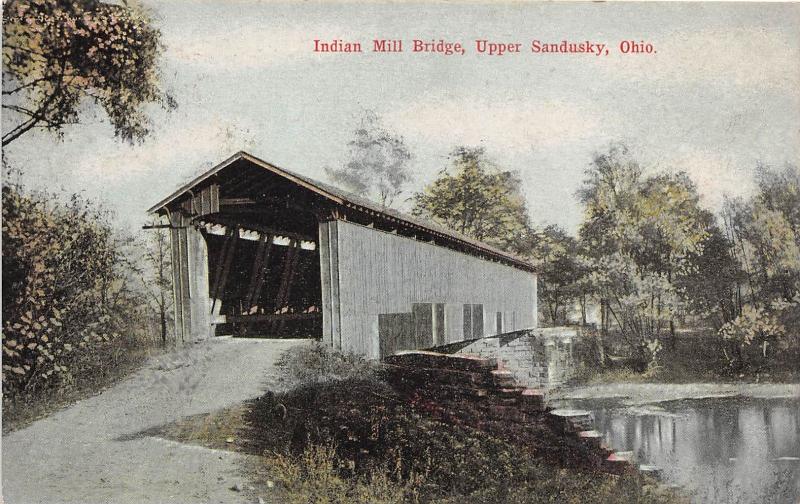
{"left": 568, "top": 398, "right": 800, "bottom": 504}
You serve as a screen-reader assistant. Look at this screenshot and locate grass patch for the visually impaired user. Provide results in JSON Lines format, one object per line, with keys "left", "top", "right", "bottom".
{"left": 138, "top": 404, "right": 248, "bottom": 450}
{"left": 240, "top": 376, "right": 685, "bottom": 504}
{"left": 275, "top": 341, "right": 380, "bottom": 388}
{"left": 265, "top": 443, "right": 415, "bottom": 504}
{"left": 258, "top": 438, "right": 682, "bottom": 504}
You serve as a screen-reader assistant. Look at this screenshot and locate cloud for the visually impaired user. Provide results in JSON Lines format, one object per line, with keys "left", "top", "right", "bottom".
{"left": 163, "top": 23, "right": 352, "bottom": 70}
{"left": 601, "top": 28, "right": 800, "bottom": 93}
{"left": 385, "top": 96, "right": 617, "bottom": 153}
{"left": 666, "top": 150, "right": 756, "bottom": 210}
{"left": 72, "top": 120, "right": 256, "bottom": 184}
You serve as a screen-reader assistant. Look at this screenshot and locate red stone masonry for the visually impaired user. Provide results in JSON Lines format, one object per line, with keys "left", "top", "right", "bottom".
{"left": 383, "top": 350, "right": 636, "bottom": 475}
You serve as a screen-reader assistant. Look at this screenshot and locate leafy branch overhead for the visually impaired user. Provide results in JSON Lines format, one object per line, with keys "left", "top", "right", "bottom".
{"left": 2, "top": 0, "right": 175, "bottom": 146}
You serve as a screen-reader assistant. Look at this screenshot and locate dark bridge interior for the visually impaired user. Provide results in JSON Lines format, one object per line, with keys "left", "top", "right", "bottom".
{"left": 197, "top": 159, "right": 324, "bottom": 338}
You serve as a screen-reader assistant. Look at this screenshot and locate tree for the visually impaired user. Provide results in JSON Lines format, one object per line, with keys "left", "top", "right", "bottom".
{"left": 523, "top": 225, "right": 588, "bottom": 326}
{"left": 412, "top": 147, "right": 530, "bottom": 250}
{"left": 634, "top": 173, "right": 712, "bottom": 273}
{"left": 721, "top": 166, "right": 800, "bottom": 302}
{"left": 739, "top": 164, "right": 800, "bottom": 302}
{"left": 676, "top": 225, "right": 745, "bottom": 332}
{"left": 577, "top": 144, "right": 717, "bottom": 365}
{"left": 325, "top": 110, "right": 412, "bottom": 208}
{"left": 576, "top": 143, "right": 644, "bottom": 257}
{"left": 585, "top": 252, "right": 677, "bottom": 371}
{"left": 2, "top": 0, "right": 174, "bottom": 146}
{"left": 578, "top": 145, "right": 711, "bottom": 273}
{"left": 714, "top": 164, "right": 800, "bottom": 372}
{"left": 137, "top": 228, "right": 173, "bottom": 346}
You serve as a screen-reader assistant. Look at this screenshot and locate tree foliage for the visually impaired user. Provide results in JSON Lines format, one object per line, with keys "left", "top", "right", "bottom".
{"left": 586, "top": 252, "right": 677, "bottom": 370}
{"left": 712, "top": 164, "right": 800, "bottom": 371}
{"left": 1, "top": 185, "right": 144, "bottom": 399}
{"left": 717, "top": 304, "right": 789, "bottom": 371}
{"left": 574, "top": 147, "right": 800, "bottom": 373}
{"left": 577, "top": 144, "right": 644, "bottom": 257}
{"left": 577, "top": 144, "right": 720, "bottom": 366}
{"left": 326, "top": 110, "right": 412, "bottom": 208}
{"left": 675, "top": 226, "right": 744, "bottom": 330}
{"left": 724, "top": 164, "right": 800, "bottom": 303}
{"left": 521, "top": 225, "right": 590, "bottom": 326}
{"left": 412, "top": 147, "right": 530, "bottom": 250}
{"left": 579, "top": 145, "right": 712, "bottom": 274}
{"left": 2, "top": 0, "right": 174, "bottom": 146}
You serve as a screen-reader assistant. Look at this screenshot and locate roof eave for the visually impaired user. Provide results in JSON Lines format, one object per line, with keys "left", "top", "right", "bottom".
{"left": 146, "top": 151, "right": 346, "bottom": 214}
{"left": 146, "top": 151, "right": 537, "bottom": 272}
{"left": 146, "top": 151, "right": 246, "bottom": 214}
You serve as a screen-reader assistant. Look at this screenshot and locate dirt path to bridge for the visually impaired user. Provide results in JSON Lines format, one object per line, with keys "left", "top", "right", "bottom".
{"left": 2, "top": 338, "right": 308, "bottom": 504}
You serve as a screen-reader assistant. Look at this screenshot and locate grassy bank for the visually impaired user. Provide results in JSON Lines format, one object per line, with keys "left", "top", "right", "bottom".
{"left": 246, "top": 380, "right": 682, "bottom": 504}
{"left": 147, "top": 345, "right": 685, "bottom": 504}
{"left": 575, "top": 330, "right": 800, "bottom": 385}
{"left": 152, "top": 380, "right": 682, "bottom": 504}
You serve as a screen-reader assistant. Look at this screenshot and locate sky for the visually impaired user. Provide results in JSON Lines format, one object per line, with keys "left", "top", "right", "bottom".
{"left": 4, "top": 1, "right": 799, "bottom": 236}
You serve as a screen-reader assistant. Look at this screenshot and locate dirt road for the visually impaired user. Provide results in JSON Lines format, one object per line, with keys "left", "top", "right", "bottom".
{"left": 2, "top": 337, "right": 308, "bottom": 504}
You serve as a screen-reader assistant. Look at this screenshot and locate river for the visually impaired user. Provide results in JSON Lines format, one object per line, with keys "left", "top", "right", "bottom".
{"left": 552, "top": 384, "right": 800, "bottom": 504}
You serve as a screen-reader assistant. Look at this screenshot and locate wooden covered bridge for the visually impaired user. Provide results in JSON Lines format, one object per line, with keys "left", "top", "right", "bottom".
{"left": 148, "top": 151, "right": 538, "bottom": 359}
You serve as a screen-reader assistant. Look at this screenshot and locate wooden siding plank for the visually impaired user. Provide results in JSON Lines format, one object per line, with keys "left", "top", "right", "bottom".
{"left": 412, "top": 303, "right": 433, "bottom": 349}
{"left": 329, "top": 221, "right": 342, "bottom": 350}
{"left": 463, "top": 304, "right": 472, "bottom": 341}
{"left": 332, "top": 220, "right": 537, "bottom": 357}
{"left": 178, "top": 227, "right": 191, "bottom": 340}
{"left": 434, "top": 303, "right": 445, "bottom": 345}
{"left": 318, "top": 222, "right": 333, "bottom": 345}
{"left": 472, "top": 304, "right": 484, "bottom": 339}
{"left": 169, "top": 226, "right": 185, "bottom": 342}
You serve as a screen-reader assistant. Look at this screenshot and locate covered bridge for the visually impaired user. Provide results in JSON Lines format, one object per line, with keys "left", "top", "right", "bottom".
{"left": 148, "top": 151, "right": 538, "bottom": 359}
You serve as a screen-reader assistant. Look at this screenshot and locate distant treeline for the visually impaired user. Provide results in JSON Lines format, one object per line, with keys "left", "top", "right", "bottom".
{"left": 410, "top": 143, "right": 800, "bottom": 375}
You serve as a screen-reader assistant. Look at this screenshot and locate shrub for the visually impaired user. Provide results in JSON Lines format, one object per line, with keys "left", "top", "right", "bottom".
{"left": 2, "top": 185, "right": 152, "bottom": 402}
{"left": 275, "top": 342, "right": 380, "bottom": 389}
{"left": 717, "top": 304, "right": 787, "bottom": 372}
